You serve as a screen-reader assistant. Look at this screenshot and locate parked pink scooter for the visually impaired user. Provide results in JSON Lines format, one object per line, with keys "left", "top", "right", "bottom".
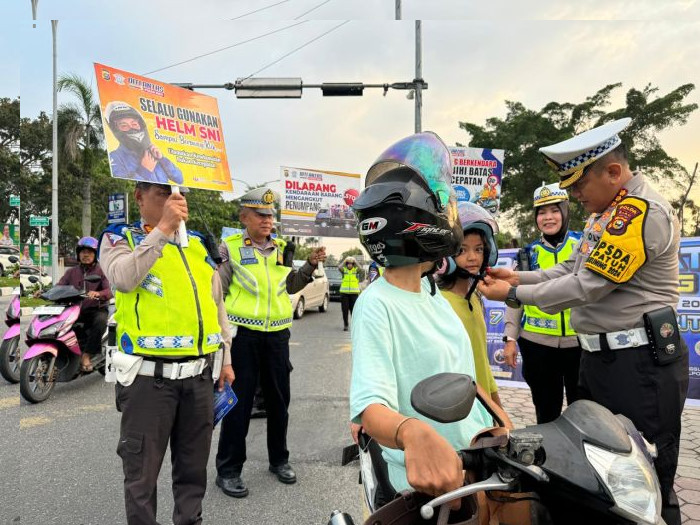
{"left": 20, "top": 275, "right": 108, "bottom": 403}
{"left": 0, "top": 288, "right": 21, "bottom": 383}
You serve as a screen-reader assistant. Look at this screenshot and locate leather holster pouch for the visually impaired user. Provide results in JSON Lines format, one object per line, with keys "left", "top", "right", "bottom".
{"left": 643, "top": 306, "right": 683, "bottom": 366}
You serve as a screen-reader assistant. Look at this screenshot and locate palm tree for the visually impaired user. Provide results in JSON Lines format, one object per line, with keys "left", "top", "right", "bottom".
{"left": 57, "top": 73, "right": 103, "bottom": 236}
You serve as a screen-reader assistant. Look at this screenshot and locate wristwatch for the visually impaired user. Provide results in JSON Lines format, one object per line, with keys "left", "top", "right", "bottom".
{"left": 502, "top": 336, "right": 515, "bottom": 343}
{"left": 505, "top": 286, "right": 522, "bottom": 308}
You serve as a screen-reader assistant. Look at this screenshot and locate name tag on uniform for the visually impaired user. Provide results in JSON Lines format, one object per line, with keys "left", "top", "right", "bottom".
{"left": 239, "top": 247, "right": 258, "bottom": 265}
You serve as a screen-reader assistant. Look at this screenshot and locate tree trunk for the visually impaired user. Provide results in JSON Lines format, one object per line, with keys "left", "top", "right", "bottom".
{"left": 82, "top": 174, "right": 92, "bottom": 236}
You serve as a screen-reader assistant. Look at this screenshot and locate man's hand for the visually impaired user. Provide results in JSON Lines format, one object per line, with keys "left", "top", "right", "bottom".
{"left": 504, "top": 340, "right": 518, "bottom": 369}
{"left": 157, "top": 193, "right": 189, "bottom": 236}
{"left": 350, "top": 422, "right": 362, "bottom": 445}
{"left": 401, "top": 419, "right": 464, "bottom": 509}
{"left": 307, "top": 247, "right": 327, "bottom": 267}
{"left": 477, "top": 275, "right": 511, "bottom": 302}
{"left": 217, "top": 364, "right": 234, "bottom": 392}
{"left": 86, "top": 291, "right": 101, "bottom": 300}
{"left": 486, "top": 267, "right": 520, "bottom": 285}
{"left": 140, "top": 149, "right": 158, "bottom": 172}
{"left": 149, "top": 145, "right": 163, "bottom": 160}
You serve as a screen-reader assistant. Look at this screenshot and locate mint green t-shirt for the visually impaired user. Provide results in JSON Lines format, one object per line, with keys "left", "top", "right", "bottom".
{"left": 349, "top": 276, "right": 492, "bottom": 493}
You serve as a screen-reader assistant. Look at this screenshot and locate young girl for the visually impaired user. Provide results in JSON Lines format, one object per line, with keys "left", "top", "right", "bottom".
{"left": 349, "top": 132, "right": 492, "bottom": 505}
{"left": 438, "top": 202, "right": 502, "bottom": 407}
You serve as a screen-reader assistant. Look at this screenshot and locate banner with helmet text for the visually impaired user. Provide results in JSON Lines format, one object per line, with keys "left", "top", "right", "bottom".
{"left": 448, "top": 147, "right": 504, "bottom": 215}
{"left": 94, "top": 63, "right": 232, "bottom": 192}
{"left": 279, "top": 166, "right": 361, "bottom": 238}
{"left": 486, "top": 243, "right": 700, "bottom": 404}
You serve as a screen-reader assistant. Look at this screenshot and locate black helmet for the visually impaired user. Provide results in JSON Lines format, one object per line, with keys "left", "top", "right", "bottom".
{"left": 104, "top": 100, "right": 152, "bottom": 153}
{"left": 352, "top": 132, "right": 462, "bottom": 268}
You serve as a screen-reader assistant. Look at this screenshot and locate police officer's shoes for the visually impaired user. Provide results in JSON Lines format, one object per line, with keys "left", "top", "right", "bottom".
{"left": 216, "top": 475, "right": 249, "bottom": 498}
{"left": 269, "top": 463, "right": 297, "bottom": 484}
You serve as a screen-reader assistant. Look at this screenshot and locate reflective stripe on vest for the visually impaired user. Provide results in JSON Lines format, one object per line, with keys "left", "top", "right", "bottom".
{"left": 340, "top": 267, "right": 360, "bottom": 294}
{"left": 522, "top": 234, "right": 579, "bottom": 337}
{"left": 114, "top": 228, "right": 222, "bottom": 357}
{"left": 224, "top": 234, "right": 293, "bottom": 332}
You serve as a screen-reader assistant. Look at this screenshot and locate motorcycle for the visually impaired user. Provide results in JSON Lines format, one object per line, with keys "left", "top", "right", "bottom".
{"left": 0, "top": 287, "right": 21, "bottom": 383}
{"left": 20, "top": 274, "right": 111, "bottom": 403}
{"left": 334, "top": 373, "right": 665, "bottom": 525}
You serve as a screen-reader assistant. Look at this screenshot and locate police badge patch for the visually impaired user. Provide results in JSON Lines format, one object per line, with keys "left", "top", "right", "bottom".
{"left": 239, "top": 247, "right": 258, "bottom": 265}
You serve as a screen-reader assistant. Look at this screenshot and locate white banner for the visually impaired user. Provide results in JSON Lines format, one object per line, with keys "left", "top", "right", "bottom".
{"left": 280, "top": 166, "right": 361, "bottom": 238}
{"left": 449, "top": 147, "right": 505, "bottom": 215}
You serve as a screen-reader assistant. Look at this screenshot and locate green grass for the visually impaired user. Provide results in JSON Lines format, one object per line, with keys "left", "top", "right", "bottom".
{"left": 20, "top": 297, "right": 50, "bottom": 308}
{"left": 0, "top": 277, "right": 19, "bottom": 288}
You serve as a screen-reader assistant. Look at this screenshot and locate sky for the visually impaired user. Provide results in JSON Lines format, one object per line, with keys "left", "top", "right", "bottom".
{"left": 4, "top": 0, "right": 700, "bottom": 255}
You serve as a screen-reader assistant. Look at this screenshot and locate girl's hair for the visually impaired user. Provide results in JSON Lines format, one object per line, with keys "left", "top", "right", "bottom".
{"left": 437, "top": 229, "right": 487, "bottom": 291}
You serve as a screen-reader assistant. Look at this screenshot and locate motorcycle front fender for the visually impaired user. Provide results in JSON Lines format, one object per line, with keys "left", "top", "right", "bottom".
{"left": 2, "top": 323, "right": 19, "bottom": 340}
{"left": 24, "top": 342, "right": 59, "bottom": 360}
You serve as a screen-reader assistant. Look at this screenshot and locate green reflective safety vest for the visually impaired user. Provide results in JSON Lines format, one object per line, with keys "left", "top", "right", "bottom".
{"left": 224, "top": 233, "right": 293, "bottom": 332}
{"left": 340, "top": 266, "right": 360, "bottom": 294}
{"left": 522, "top": 233, "right": 580, "bottom": 337}
{"left": 114, "top": 227, "right": 222, "bottom": 357}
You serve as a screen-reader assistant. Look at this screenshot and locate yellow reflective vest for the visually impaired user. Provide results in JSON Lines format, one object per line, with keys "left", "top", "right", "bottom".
{"left": 340, "top": 266, "right": 361, "bottom": 294}
{"left": 224, "top": 234, "right": 293, "bottom": 332}
{"left": 522, "top": 232, "right": 581, "bottom": 337}
{"left": 114, "top": 226, "right": 222, "bottom": 357}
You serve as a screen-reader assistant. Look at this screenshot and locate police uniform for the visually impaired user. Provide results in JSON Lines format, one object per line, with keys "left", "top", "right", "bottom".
{"left": 510, "top": 119, "right": 689, "bottom": 525}
{"left": 99, "top": 219, "right": 232, "bottom": 525}
{"left": 215, "top": 188, "right": 314, "bottom": 494}
{"left": 338, "top": 257, "right": 361, "bottom": 330}
{"left": 504, "top": 183, "right": 582, "bottom": 424}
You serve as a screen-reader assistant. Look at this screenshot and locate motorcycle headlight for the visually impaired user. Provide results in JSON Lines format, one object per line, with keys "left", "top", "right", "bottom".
{"left": 38, "top": 322, "right": 63, "bottom": 339}
{"left": 584, "top": 438, "right": 661, "bottom": 524}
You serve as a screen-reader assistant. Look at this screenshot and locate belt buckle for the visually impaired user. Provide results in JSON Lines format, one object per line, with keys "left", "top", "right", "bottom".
{"left": 177, "top": 361, "right": 196, "bottom": 379}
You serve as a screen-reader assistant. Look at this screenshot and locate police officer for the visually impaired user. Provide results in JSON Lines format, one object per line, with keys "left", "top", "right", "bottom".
{"left": 479, "top": 118, "right": 689, "bottom": 525}
{"left": 215, "top": 187, "right": 326, "bottom": 498}
{"left": 338, "top": 256, "right": 362, "bottom": 331}
{"left": 100, "top": 182, "right": 235, "bottom": 525}
{"left": 503, "top": 183, "right": 583, "bottom": 424}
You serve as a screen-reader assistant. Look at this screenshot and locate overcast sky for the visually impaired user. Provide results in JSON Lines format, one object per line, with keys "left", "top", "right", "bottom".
{"left": 4, "top": 0, "right": 699, "bottom": 253}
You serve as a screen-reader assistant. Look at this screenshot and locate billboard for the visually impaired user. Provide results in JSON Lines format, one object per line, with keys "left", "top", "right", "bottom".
{"left": 279, "top": 166, "right": 361, "bottom": 238}
{"left": 449, "top": 147, "right": 505, "bottom": 215}
{"left": 94, "top": 63, "right": 232, "bottom": 192}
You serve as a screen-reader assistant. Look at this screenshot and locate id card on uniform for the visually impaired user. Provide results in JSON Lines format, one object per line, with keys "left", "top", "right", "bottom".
{"left": 213, "top": 382, "right": 238, "bottom": 427}
{"left": 239, "top": 246, "right": 258, "bottom": 265}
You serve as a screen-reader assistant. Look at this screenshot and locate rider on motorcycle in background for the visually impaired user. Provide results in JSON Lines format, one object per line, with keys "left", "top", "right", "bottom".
{"left": 57, "top": 237, "right": 113, "bottom": 372}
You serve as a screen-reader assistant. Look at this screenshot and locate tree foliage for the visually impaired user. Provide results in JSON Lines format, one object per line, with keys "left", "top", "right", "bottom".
{"left": 459, "top": 83, "right": 697, "bottom": 241}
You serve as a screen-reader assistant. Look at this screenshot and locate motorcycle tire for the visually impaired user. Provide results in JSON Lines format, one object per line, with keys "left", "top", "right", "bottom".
{"left": 0, "top": 336, "right": 21, "bottom": 383}
{"left": 20, "top": 355, "right": 56, "bottom": 403}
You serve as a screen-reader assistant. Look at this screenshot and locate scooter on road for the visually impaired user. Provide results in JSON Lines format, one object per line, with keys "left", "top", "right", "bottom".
{"left": 335, "top": 373, "right": 666, "bottom": 525}
{"left": 20, "top": 275, "right": 110, "bottom": 403}
{"left": 0, "top": 288, "right": 21, "bottom": 383}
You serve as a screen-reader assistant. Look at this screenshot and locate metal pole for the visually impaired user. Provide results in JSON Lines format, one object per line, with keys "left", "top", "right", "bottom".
{"left": 414, "top": 20, "right": 422, "bottom": 133}
{"left": 31, "top": 0, "right": 38, "bottom": 28}
{"left": 38, "top": 226, "right": 43, "bottom": 290}
{"left": 395, "top": 0, "right": 401, "bottom": 19}
{"left": 51, "top": 20, "right": 59, "bottom": 283}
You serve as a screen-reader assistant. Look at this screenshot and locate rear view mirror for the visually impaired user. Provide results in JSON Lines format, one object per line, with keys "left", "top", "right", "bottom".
{"left": 410, "top": 373, "right": 477, "bottom": 423}
{"left": 28, "top": 276, "right": 39, "bottom": 284}
{"left": 8, "top": 256, "right": 18, "bottom": 264}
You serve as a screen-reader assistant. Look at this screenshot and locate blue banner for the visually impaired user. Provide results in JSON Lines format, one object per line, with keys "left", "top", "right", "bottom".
{"left": 485, "top": 243, "right": 699, "bottom": 401}
{"left": 108, "top": 193, "right": 126, "bottom": 224}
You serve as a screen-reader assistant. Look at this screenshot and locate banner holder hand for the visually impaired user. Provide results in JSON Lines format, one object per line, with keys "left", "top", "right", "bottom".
{"left": 172, "top": 186, "right": 189, "bottom": 248}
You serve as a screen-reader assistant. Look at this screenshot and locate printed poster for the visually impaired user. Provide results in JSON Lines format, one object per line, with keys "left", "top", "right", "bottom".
{"left": 280, "top": 166, "right": 361, "bottom": 238}
{"left": 94, "top": 63, "right": 232, "bottom": 192}
{"left": 449, "top": 147, "right": 504, "bottom": 215}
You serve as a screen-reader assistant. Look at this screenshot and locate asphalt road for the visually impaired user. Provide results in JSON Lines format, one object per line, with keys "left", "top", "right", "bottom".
{"left": 2, "top": 300, "right": 361, "bottom": 525}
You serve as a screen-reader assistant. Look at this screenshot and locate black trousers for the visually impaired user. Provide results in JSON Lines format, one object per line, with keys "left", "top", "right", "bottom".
{"left": 216, "top": 327, "right": 292, "bottom": 476}
{"left": 75, "top": 307, "right": 108, "bottom": 355}
{"left": 579, "top": 343, "right": 689, "bottom": 525}
{"left": 115, "top": 367, "right": 214, "bottom": 525}
{"left": 340, "top": 293, "right": 358, "bottom": 327}
{"left": 518, "top": 337, "right": 582, "bottom": 424}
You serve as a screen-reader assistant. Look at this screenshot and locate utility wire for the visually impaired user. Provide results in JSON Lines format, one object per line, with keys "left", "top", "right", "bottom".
{"left": 294, "top": 0, "right": 333, "bottom": 20}
{"left": 143, "top": 20, "right": 308, "bottom": 75}
{"left": 242, "top": 20, "right": 349, "bottom": 79}
{"left": 230, "top": 0, "right": 290, "bottom": 21}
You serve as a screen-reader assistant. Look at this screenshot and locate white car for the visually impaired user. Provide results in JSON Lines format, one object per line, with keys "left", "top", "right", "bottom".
{"left": 0, "top": 246, "right": 20, "bottom": 274}
{"left": 290, "top": 261, "right": 330, "bottom": 319}
{"left": 19, "top": 265, "right": 53, "bottom": 295}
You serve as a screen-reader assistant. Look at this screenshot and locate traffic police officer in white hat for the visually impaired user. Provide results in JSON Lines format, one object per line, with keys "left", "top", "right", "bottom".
{"left": 480, "top": 118, "right": 689, "bottom": 525}
{"left": 215, "top": 186, "right": 326, "bottom": 498}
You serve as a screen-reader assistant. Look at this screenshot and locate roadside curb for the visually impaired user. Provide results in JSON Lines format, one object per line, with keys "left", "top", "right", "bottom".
{"left": 0, "top": 287, "right": 14, "bottom": 296}
{"left": 20, "top": 307, "right": 34, "bottom": 316}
